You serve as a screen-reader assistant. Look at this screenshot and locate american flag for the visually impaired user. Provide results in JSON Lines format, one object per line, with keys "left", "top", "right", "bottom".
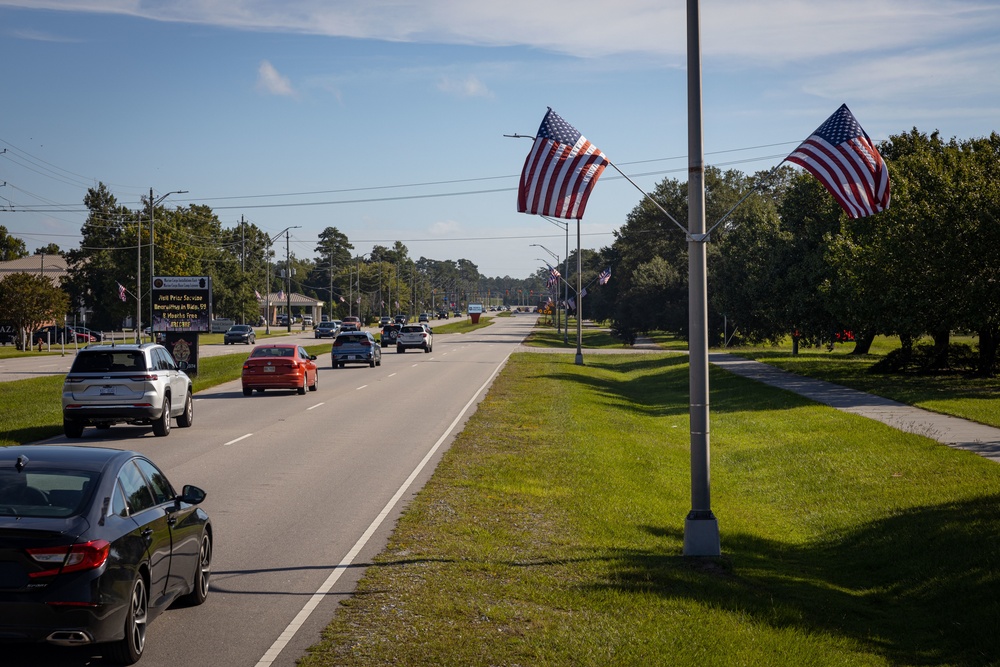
{"left": 277, "top": 290, "right": 285, "bottom": 301}
{"left": 546, "top": 266, "right": 560, "bottom": 288}
{"left": 786, "top": 104, "right": 890, "bottom": 219}
{"left": 255, "top": 289, "right": 262, "bottom": 300}
{"left": 598, "top": 267, "right": 611, "bottom": 285}
{"left": 339, "top": 295, "right": 345, "bottom": 303}
{"left": 117, "top": 282, "right": 127, "bottom": 302}
{"left": 517, "top": 108, "right": 609, "bottom": 220}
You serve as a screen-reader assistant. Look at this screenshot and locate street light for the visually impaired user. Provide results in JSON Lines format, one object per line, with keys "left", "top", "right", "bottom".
{"left": 540, "top": 216, "right": 571, "bottom": 345}
{"left": 532, "top": 244, "right": 562, "bottom": 335}
{"left": 264, "top": 226, "right": 301, "bottom": 334}
{"left": 148, "top": 188, "right": 187, "bottom": 340}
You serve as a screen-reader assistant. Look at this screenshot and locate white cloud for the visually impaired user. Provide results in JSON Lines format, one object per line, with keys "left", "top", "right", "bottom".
{"left": 429, "top": 220, "right": 461, "bottom": 236}
{"left": 256, "top": 60, "right": 296, "bottom": 97}
{"left": 436, "top": 75, "right": 493, "bottom": 99}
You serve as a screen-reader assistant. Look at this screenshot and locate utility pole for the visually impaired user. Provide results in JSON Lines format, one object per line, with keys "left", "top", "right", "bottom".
{"left": 285, "top": 229, "right": 292, "bottom": 332}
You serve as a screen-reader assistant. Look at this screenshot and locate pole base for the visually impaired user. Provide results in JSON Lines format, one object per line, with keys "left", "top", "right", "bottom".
{"left": 575, "top": 352, "right": 584, "bottom": 366}
{"left": 683, "top": 513, "right": 720, "bottom": 556}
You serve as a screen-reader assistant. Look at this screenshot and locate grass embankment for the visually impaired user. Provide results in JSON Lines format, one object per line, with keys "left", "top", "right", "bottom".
{"left": 526, "top": 318, "right": 688, "bottom": 350}
{"left": 301, "top": 352, "right": 1000, "bottom": 666}
{"left": 728, "top": 337, "right": 1000, "bottom": 429}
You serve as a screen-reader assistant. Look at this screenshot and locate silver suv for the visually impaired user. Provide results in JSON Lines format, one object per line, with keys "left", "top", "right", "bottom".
{"left": 396, "top": 324, "right": 433, "bottom": 353}
{"left": 62, "top": 343, "right": 194, "bottom": 438}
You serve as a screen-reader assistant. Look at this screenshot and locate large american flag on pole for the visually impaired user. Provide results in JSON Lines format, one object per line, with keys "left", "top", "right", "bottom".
{"left": 786, "top": 104, "right": 890, "bottom": 219}
{"left": 518, "top": 108, "right": 609, "bottom": 220}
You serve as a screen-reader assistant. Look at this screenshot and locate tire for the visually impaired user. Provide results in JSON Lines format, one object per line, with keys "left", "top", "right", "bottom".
{"left": 107, "top": 572, "right": 148, "bottom": 665}
{"left": 375, "top": 355, "right": 381, "bottom": 367}
{"left": 424, "top": 345, "right": 430, "bottom": 353}
{"left": 63, "top": 418, "right": 84, "bottom": 439}
{"left": 152, "top": 396, "right": 171, "bottom": 437}
{"left": 369, "top": 358, "right": 375, "bottom": 368}
{"left": 243, "top": 387, "right": 253, "bottom": 396}
{"left": 179, "top": 532, "right": 212, "bottom": 606}
{"left": 309, "top": 370, "right": 318, "bottom": 391}
{"left": 297, "top": 377, "right": 306, "bottom": 395}
{"left": 397, "top": 346, "right": 404, "bottom": 354}
{"left": 177, "top": 392, "right": 194, "bottom": 427}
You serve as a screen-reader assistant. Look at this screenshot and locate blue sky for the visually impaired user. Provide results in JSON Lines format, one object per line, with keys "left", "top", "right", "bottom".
{"left": 1, "top": 0, "right": 998, "bottom": 279}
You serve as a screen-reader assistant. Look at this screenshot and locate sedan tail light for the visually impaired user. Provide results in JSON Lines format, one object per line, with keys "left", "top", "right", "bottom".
{"left": 27, "top": 540, "right": 111, "bottom": 578}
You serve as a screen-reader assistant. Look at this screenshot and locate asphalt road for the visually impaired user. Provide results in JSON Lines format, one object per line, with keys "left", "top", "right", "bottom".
{"left": 5, "top": 314, "right": 537, "bottom": 666}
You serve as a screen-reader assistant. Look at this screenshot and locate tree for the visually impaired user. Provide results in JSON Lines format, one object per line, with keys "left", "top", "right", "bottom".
{"left": 0, "top": 272, "right": 69, "bottom": 347}
{"left": 0, "top": 226, "right": 28, "bottom": 261}
{"left": 34, "top": 243, "right": 62, "bottom": 256}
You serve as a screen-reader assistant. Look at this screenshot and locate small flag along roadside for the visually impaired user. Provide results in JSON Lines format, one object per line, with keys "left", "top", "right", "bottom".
{"left": 598, "top": 267, "right": 611, "bottom": 285}
{"left": 117, "top": 282, "right": 127, "bottom": 302}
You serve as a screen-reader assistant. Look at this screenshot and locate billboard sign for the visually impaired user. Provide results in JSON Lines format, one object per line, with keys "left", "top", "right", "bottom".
{"left": 151, "top": 276, "right": 212, "bottom": 333}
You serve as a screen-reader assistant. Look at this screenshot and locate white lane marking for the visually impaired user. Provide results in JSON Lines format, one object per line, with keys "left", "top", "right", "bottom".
{"left": 254, "top": 350, "right": 514, "bottom": 667}
{"left": 411, "top": 364, "right": 418, "bottom": 367}
{"left": 388, "top": 373, "right": 397, "bottom": 377}
{"left": 356, "top": 385, "right": 367, "bottom": 390}
{"left": 225, "top": 433, "right": 253, "bottom": 446}
{"left": 307, "top": 402, "right": 325, "bottom": 410}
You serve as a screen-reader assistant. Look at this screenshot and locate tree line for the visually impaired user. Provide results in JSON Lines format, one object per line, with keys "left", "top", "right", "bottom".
{"left": 0, "top": 184, "right": 548, "bottom": 340}
{"left": 583, "top": 128, "right": 999, "bottom": 377}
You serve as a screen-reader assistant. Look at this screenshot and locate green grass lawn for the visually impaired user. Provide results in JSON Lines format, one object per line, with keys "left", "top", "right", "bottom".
{"left": 301, "top": 352, "right": 1000, "bottom": 666}
{"left": 728, "top": 336, "right": 1000, "bottom": 429}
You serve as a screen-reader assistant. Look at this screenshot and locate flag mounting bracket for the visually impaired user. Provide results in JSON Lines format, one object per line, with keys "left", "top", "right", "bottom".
{"left": 687, "top": 232, "right": 710, "bottom": 243}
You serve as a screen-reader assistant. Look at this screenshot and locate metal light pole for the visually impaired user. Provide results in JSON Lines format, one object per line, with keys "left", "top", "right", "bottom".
{"left": 531, "top": 243, "right": 561, "bottom": 334}
{"left": 148, "top": 188, "right": 187, "bottom": 340}
{"left": 683, "top": 0, "right": 720, "bottom": 556}
{"left": 265, "top": 225, "right": 300, "bottom": 335}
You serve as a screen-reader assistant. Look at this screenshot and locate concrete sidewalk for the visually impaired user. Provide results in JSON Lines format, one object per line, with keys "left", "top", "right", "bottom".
{"left": 709, "top": 352, "right": 1000, "bottom": 463}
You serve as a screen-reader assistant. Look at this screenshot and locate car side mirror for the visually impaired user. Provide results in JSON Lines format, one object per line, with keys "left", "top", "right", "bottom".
{"left": 309, "top": 355, "right": 317, "bottom": 360}
{"left": 177, "top": 484, "right": 207, "bottom": 506}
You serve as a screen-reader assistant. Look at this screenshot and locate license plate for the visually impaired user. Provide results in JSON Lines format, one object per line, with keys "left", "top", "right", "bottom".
{"left": 100, "top": 386, "right": 115, "bottom": 395}
{"left": 263, "top": 366, "right": 275, "bottom": 373}
{"left": 352, "top": 355, "right": 361, "bottom": 360}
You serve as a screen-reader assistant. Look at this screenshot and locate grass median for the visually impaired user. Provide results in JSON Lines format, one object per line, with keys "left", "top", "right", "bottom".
{"left": 301, "top": 351, "right": 1000, "bottom": 667}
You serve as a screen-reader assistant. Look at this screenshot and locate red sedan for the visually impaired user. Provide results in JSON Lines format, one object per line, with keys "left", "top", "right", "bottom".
{"left": 241, "top": 344, "right": 319, "bottom": 396}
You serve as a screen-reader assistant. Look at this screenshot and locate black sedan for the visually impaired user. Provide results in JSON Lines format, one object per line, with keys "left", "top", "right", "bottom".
{"left": 223, "top": 324, "right": 256, "bottom": 345}
{"left": 0, "top": 446, "right": 212, "bottom": 664}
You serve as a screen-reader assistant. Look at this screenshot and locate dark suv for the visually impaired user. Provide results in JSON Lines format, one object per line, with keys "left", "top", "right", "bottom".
{"left": 380, "top": 323, "right": 401, "bottom": 348}
{"left": 61, "top": 343, "right": 194, "bottom": 438}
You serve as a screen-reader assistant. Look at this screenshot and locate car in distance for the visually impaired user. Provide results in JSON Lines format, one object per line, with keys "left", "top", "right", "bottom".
{"left": 241, "top": 344, "right": 318, "bottom": 395}
{"left": 62, "top": 343, "right": 194, "bottom": 438}
{"left": 379, "top": 323, "right": 401, "bottom": 348}
{"left": 418, "top": 312, "right": 430, "bottom": 323}
{"left": 397, "top": 324, "right": 433, "bottom": 353}
{"left": 436, "top": 310, "right": 449, "bottom": 319}
{"left": 340, "top": 316, "right": 361, "bottom": 332}
{"left": 331, "top": 331, "right": 381, "bottom": 368}
{"left": 223, "top": 324, "right": 256, "bottom": 345}
{"left": 0, "top": 445, "right": 212, "bottom": 664}
{"left": 378, "top": 316, "right": 392, "bottom": 328}
{"left": 314, "top": 321, "right": 339, "bottom": 338}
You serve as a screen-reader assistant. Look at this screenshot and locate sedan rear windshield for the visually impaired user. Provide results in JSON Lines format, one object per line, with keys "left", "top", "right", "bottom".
{"left": 0, "top": 470, "right": 99, "bottom": 518}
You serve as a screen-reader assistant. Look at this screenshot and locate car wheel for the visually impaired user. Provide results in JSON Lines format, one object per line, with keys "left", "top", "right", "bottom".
{"left": 63, "top": 418, "right": 84, "bottom": 439}
{"left": 369, "top": 357, "right": 375, "bottom": 368}
{"left": 297, "top": 377, "right": 306, "bottom": 395}
{"left": 107, "top": 572, "right": 148, "bottom": 665}
{"left": 397, "top": 346, "right": 404, "bottom": 353}
{"left": 424, "top": 345, "right": 430, "bottom": 353}
{"left": 152, "top": 396, "right": 171, "bottom": 437}
{"left": 243, "top": 387, "right": 253, "bottom": 396}
{"left": 177, "top": 392, "right": 194, "bottom": 427}
{"left": 309, "top": 370, "right": 318, "bottom": 391}
{"left": 179, "top": 532, "right": 212, "bottom": 606}
{"left": 376, "top": 355, "right": 381, "bottom": 367}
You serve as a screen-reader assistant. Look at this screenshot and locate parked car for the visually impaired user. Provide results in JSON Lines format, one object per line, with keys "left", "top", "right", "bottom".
{"left": 32, "top": 326, "right": 92, "bottom": 346}
{"left": 223, "top": 324, "right": 256, "bottom": 345}
{"left": 62, "top": 343, "right": 194, "bottom": 438}
{"left": 241, "top": 344, "right": 318, "bottom": 395}
{"left": 302, "top": 315, "right": 314, "bottom": 326}
{"left": 314, "top": 321, "right": 340, "bottom": 338}
{"left": 418, "top": 313, "right": 430, "bottom": 323}
{"left": 397, "top": 324, "right": 433, "bottom": 353}
{"left": 74, "top": 327, "right": 105, "bottom": 342}
{"left": 276, "top": 314, "right": 289, "bottom": 326}
{"left": 340, "top": 316, "right": 361, "bottom": 332}
{"left": 331, "top": 331, "right": 381, "bottom": 368}
{"left": 0, "top": 445, "right": 212, "bottom": 664}
{"left": 380, "top": 323, "right": 401, "bottom": 348}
